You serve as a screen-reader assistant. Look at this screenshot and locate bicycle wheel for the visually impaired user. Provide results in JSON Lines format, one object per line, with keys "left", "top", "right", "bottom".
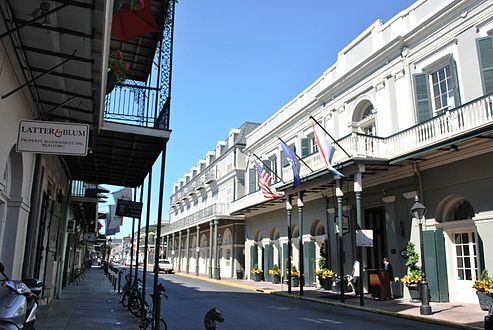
{"left": 144, "top": 318, "right": 167, "bottom": 330}
{"left": 129, "top": 293, "right": 143, "bottom": 318}
{"left": 120, "top": 290, "right": 129, "bottom": 307}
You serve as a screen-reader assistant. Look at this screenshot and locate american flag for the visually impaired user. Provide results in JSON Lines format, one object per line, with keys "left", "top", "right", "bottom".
{"left": 252, "top": 160, "right": 284, "bottom": 200}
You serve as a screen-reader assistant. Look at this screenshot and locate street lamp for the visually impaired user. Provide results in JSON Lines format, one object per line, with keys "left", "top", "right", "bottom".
{"left": 214, "top": 234, "right": 222, "bottom": 280}
{"left": 410, "top": 196, "right": 432, "bottom": 315}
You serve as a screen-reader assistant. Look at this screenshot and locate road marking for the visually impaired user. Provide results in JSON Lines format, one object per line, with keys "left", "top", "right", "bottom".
{"left": 320, "top": 318, "right": 343, "bottom": 324}
{"left": 301, "top": 318, "right": 342, "bottom": 324}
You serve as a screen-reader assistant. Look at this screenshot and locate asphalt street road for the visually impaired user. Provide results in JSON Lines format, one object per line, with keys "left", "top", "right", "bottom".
{"left": 143, "top": 272, "right": 454, "bottom": 330}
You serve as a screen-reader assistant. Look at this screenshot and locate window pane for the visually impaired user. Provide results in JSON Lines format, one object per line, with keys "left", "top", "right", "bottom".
{"left": 457, "top": 257, "right": 463, "bottom": 268}
{"left": 455, "top": 234, "right": 461, "bottom": 244}
{"left": 465, "top": 257, "right": 471, "bottom": 268}
{"left": 456, "top": 245, "right": 462, "bottom": 256}
{"left": 458, "top": 269, "right": 464, "bottom": 280}
{"left": 462, "top": 233, "right": 468, "bottom": 243}
{"left": 464, "top": 245, "right": 470, "bottom": 256}
{"left": 465, "top": 269, "right": 472, "bottom": 280}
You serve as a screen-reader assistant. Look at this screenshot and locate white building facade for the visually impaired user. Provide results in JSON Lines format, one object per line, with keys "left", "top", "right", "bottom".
{"left": 165, "top": 122, "right": 259, "bottom": 279}
{"left": 228, "top": 0, "right": 493, "bottom": 304}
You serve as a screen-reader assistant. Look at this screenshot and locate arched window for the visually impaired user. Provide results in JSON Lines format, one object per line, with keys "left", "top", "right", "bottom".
{"left": 452, "top": 200, "right": 475, "bottom": 221}
{"left": 353, "top": 100, "right": 376, "bottom": 136}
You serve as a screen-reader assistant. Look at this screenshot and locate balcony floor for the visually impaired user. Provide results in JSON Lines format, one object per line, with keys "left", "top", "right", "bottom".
{"left": 63, "top": 126, "right": 170, "bottom": 187}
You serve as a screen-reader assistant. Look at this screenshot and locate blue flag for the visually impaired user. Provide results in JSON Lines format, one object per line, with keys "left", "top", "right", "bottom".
{"left": 280, "top": 141, "right": 301, "bottom": 188}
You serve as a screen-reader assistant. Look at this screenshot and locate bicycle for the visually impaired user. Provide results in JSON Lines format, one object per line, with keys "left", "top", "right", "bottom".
{"left": 139, "top": 283, "right": 168, "bottom": 329}
{"left": 120, "top": 273, "right": 135, "bottom": 307}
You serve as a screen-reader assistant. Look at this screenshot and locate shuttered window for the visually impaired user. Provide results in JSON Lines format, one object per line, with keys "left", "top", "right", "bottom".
{"left": 248, "top": 168, "right": 257, "bottom": 194}
{"left": 478, "top": 37, "right": 493, "bottom": 94}
{"left": 413, "top": 73, "right": 432, "bottom": 123}
{"left": 301, "top": 138, "right": 310, "bottom": 158}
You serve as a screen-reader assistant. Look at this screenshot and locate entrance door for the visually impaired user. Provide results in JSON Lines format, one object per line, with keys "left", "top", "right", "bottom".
{"left": 452, "top": 231, "right": 479, "bottom": 303}
{"left": 364, "top": 207, "right": 387, "bottom": 269}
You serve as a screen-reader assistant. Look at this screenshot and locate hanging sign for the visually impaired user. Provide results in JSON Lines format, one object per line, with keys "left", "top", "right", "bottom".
{"left": 356, "top": 229, "right": 374, "bottom": 247}
{"left": 16, "top": 120, "right": 89, "bottom": 156}
{"left": 115, "top": 198, "right": 143, "bottom": 218}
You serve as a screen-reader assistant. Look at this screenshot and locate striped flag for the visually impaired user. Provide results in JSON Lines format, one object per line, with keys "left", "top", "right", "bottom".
{"left": 312, "top": 119, "right": 345, "bottom": 178}
{"left": 252, "top": 160, "right": 284, "bottom": 200}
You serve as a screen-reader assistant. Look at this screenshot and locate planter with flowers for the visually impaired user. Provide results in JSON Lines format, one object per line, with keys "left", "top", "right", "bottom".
{"left": 316, "top": 269, "right": 335, "bottom": 290}
{"left": 400, "top": 241, "right": 422, "bottom": 302}
{"left": 251, "top": 264, "right": 263, "bottom": 282}
{"left": 268, "top": 264, "right": 281, "bottom": 284}
{"left": 473, "top": 269, "right": 493, "bottom": 311}
{"left": 290, "top": 265, "right": 301, "bottom": 287}
{"left": 107, "top": 50, "right": 130, "bottom": 94}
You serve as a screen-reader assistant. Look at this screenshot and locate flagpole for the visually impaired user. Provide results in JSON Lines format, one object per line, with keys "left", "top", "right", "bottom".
{"left": 252, "top": 153, "right": 285, "bottom": 184}
{"left": 277, "top": 137, "right": 314, "bottom": 173}
{"left": 310, "top": 115, "right": 351, "bottom": 158}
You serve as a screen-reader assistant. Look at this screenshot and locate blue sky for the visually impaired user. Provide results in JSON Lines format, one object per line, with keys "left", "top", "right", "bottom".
{"left": 107, "top": 0, "right": 417, "bottom": 238}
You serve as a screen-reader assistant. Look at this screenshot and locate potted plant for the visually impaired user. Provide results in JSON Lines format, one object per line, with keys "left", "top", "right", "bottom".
{"left": 268, "top": 264, "right": 281, "bottom": 284}
{"left": 400, "top": 241, "right": 422, "bottom": 302}
{"left": 251, "top": 264, "right": 263, "bottom": 282}
{"left": 107, "top": 50, "right": 130, "bottom": 94}
{"left": 473, "top": 269, "right": 493, "bottom": 311}
{"left": 316, "top": 269, "right": 335, "bottom": 290}
{"left": 290, "top": 265, "right": 300, "bottom": 287}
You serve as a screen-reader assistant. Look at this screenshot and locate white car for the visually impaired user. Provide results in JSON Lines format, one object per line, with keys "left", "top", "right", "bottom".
{"left": 158, "top": 259, "right": 173, "bottom": 273}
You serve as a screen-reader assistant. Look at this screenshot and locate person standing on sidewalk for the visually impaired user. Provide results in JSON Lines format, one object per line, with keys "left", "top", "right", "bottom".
{"left": 350, "top": 259, "right": 360, "bottom": 295}
{"left": 383, "top": 257, "right": 393, "bottom": 298}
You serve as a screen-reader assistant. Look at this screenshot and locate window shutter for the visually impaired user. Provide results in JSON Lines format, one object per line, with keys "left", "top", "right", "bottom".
{"left": 281, "top": 150, "right": 288, "bottom": 167}
{"left": 263, "top": 159, "right": 271, "bottom": 178}
{"left": 269, "top": 155, "right": 277, "bottom": 182}
{"left": 248, "top": 168, "right": 256, "bottom": 194}
{"left": 449, "top": 57, "right": 461, "bottom": 107}
{"left": 413, "top": 73, "right": 432, "bottom": 122}
{"left": 301, "top": 138, "right": 310, "bottom": 158}
{"left": 477, "top": 37, "right": 493, "bottom": 94}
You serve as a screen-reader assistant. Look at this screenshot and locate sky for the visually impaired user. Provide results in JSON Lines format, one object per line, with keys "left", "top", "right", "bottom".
{"left": 106, "top": 0, "right": 417, "bottom": 238}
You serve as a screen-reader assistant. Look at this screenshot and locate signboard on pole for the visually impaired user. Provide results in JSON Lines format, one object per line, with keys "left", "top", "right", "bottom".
{"left": 16, "top": 120, "right": 89, "bottom": 156}
{"left": 115, "top": 199, "right": 143, "bottom": 218}
{"left": 356, "top": 229, "right": 374, "bottom": 247}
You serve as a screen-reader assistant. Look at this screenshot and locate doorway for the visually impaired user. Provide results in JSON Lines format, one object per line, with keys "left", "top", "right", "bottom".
{"left": 364, "top": 207, "right": 387, "bottom": 270}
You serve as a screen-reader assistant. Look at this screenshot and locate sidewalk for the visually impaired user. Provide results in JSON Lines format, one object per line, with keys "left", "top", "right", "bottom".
{"left": 36, "top": 267, "right": 138, "bottom": 330}
{"left": 175, "top": 271, "right": 487, "bottom": 329}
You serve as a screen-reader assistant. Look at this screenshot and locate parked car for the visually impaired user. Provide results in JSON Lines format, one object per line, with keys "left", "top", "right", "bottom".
{"left": 158, "top": 259, "right": 173, "bottom": 273}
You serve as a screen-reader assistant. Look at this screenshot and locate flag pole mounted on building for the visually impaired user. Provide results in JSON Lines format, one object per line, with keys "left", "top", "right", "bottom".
{"left": 252, "top": 153, "right": 284, "bottom": 184}
{"left": 251, "top": 159, "right": 284, "bottom": 200}
{"left": 310, "top": 115, "right": 349, "bottom": 302}
{"left": 277, "top": 137, "right": 314, "bottom": 174}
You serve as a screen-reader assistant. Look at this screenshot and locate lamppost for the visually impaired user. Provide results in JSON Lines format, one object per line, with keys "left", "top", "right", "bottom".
{"left": 410, "top": 196, "right": 432, "bottom": 315}
{"left": 215, "top": 234, "right": 222, "bottom": 280}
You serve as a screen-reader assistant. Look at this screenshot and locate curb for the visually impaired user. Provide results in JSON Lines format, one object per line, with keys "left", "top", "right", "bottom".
{"left": 174, "top": 272, "right": 274, "bottom": 294}
{"left": 173, "top": 272, "right": 482, "bottom": 330}
{"left": 271, "top": 292, "right": 483, "bottom": 330}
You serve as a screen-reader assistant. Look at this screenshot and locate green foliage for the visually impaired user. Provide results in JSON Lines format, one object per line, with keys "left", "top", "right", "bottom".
{"left": 400, "top": 241, "right": 422, "bottom": 286}
{"left": 319, "top": 255, "right": 327, "bottom": 269}
{"left": 404, "top": 241, "right": 420, "bottom": 274}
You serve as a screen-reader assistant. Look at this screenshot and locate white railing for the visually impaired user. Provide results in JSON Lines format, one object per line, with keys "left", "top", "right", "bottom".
{"left": 163, "top": 203, "right": 227, "bottom": 235}
{"left": 268, "top": 94, "right": 493, "bottom": 188}
{"left": 386, "top": 95, "right": 493, "bottom": 159}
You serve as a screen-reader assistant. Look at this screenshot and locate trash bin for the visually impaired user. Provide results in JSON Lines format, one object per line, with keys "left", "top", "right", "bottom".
{"left": 236, "top": 269, "right": 244, "bottom": 280}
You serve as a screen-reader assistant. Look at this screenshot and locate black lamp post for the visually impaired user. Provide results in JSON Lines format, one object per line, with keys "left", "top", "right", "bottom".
{"left": 410, "top": 196, "right": 432, "bottom": 315}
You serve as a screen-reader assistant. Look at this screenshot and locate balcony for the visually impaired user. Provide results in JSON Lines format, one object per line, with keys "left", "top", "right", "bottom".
{"left": 4, "top": 1, "right": 175, "bottom": 188}
{"left": 279, "top": 94, "right": 493, "bottom": 179}
{"left": 162, "top": 203, "right": 226, "bottom": 234}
